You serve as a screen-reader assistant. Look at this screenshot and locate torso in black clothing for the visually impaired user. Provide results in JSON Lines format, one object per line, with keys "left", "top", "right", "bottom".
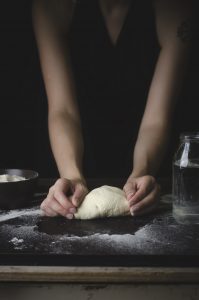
{"left": 69, "top": 0, "right": 160, "bottom": 178}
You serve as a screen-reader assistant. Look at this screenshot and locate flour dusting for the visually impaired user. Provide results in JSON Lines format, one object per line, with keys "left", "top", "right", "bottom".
{"left": 0, "top": 207, "right": 41, "bottom": 222}
{"left": 0, "top": 194, "right": 196, "bottom": 255}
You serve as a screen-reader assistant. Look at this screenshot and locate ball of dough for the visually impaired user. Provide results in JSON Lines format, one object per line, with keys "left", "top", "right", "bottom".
{"left": 74, "top": 185, "right": 130, "bottom": 220}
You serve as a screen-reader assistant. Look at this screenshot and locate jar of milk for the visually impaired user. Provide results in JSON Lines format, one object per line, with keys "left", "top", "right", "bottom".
{"left": 173, "top": 133, "right": 199, "bottom": 224}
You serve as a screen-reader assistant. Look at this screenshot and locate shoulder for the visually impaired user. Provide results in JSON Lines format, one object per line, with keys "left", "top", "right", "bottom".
{"left": 151, "top": 0, "right": 194, "bottom": 47}
{"left": 152, "top": 0, "right": 192, "bottom": 13}
{"left": 32, "top": 0, "right": 75, "bottom": 32}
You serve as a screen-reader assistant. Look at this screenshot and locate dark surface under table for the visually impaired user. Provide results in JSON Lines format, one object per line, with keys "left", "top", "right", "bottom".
{"left": 0, "top": 179, "right": 199, "bottom": 267}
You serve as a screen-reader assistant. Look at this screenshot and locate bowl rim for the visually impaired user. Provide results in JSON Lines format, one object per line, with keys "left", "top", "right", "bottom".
{"left": 0, "top": 169, "right": 39, "bottom": 183}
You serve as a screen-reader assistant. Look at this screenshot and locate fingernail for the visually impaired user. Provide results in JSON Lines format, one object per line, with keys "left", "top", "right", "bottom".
{"left": 66, "top": 214, "right": 73, "bottom": 219}
{"left": 69, "top": 208, "right": 76, "bottom": 214}
{"left": 131, "top": 207, "right": 138, "bottom": 215}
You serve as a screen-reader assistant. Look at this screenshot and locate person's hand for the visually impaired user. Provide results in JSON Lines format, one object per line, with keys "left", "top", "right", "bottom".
{"left": 40, "top": 178, "right": 88, "bottom": 219}
{"left": 123, "top": 175, "right": 160, "bottom": 216}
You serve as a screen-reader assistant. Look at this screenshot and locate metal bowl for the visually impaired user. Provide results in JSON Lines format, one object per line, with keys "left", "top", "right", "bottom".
{"left": 0, "top": 169, "right": 39, "bottom": 210}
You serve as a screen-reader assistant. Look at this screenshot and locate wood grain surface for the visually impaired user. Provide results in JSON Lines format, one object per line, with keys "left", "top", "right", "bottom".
{"left": 0, "top": 266, "right": 198, "bottom": 283}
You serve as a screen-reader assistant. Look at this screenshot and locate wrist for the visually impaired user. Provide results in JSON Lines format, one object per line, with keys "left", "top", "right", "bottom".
{"left": 59, "top": 166, "right": 86, "bottom": 184}
{"left": 129, "top": 168, "right": 155, "bottom": 179}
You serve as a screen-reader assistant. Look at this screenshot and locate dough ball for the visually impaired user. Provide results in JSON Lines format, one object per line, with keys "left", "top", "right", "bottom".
{"left": 74, "top": 185, "right": 130, "bottom": 220}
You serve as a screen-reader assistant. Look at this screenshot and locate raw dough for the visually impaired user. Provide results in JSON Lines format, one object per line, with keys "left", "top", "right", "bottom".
{"left": 0, "top": 174, "right": 26, "bottom": 183}
{"left": 75, "top": 185, "right": 130, "bottom": 220}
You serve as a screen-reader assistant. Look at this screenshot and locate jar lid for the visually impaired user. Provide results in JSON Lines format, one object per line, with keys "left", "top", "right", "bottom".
{"left": 180, "top": 132, "right": 199, "bottom": 141}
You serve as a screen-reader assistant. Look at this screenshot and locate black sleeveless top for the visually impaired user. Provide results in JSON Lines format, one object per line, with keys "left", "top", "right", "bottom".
{"left": 69, "top": 0, "right": 160, "bottom": 178}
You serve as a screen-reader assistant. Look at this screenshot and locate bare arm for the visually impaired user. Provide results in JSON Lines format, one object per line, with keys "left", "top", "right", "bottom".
{"left": 124, "top": 0, "right": 193, "bottom": 215}
{"left": 33, "top": 0, "right": 87, "bottom": 218}
{"left": 132, "top": 0, "right": 192, "bottom": 178}
{"left": 33, "top": 0, "right": 84, "bottom": 181}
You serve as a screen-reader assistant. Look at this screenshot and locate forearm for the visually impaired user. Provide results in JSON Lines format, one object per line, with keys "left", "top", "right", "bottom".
{"left": 48, "top": 111, "right": 84, "bottom": 180}
{"left": 33, "top": 0, "right": 85, "bottom": 179}
{"left": 131, "top": 124, "right": 171, "bottom": 178}
{"left": 131, "top": 46, "right": 189, "bottom": 178}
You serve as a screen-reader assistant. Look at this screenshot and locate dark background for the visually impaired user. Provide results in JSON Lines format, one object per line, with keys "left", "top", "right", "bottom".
{"left": 0, "top": 1, "right": 198, "bottom": 179}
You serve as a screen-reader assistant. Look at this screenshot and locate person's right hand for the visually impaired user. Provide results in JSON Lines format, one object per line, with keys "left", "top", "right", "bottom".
{"left": 40, "top": 178, "right": 88, "bottom": 219}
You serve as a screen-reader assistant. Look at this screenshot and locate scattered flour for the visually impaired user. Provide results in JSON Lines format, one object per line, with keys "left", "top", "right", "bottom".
{"left": 52, "top": 224, "right": 182, "bottom": 255}
{"left": 0, "top": 207, "right": 41, "bottom": 222}
{"left": 10, "top": 237, "right": 24, "bottom": 244}
{"left": 0, "top": 220, "right": 191, "bottom": 254}
{"left": 0, "top": 194, "right": 193, "bottom": 255}
{"left": 9, "top": 237, "right": 25, "bottom": 250}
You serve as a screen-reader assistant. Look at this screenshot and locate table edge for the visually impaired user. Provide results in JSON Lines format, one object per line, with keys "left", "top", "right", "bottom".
{"left": 0, "top": 266, "right": 198, "bottom": 283}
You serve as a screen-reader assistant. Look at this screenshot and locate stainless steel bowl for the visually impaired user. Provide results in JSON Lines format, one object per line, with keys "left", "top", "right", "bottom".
{"left": 0, "top": 169, "right": 39, "bottom": 209}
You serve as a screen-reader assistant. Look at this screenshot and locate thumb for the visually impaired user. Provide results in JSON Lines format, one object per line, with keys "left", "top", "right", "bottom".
{"left": 123, "top": 180, "right": 137, "bottom": 201}
{"left": 71, "top": 182, "right": 87, "bottom": 207}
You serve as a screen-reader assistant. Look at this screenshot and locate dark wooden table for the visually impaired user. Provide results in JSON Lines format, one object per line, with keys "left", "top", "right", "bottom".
{"left": 0, "top": 178, "right": 199, "bottom": 286}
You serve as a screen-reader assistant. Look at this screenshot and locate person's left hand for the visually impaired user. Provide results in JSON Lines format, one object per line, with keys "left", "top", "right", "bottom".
{"left": 123, "top": 175, "right": 160, "bottom": 216}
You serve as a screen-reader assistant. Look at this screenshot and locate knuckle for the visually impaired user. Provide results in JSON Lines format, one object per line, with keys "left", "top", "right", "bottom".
{"left": 123, "top": 184, "right": 131, "bottom": 193}
{"left": 55, "top": 178, "right": 63, "bottom": 186}
{"left": 40, "top": 202, "right": 46, "bottom": 210}
{"left": 74, "top": 184, "right": 87, "bottom": 198}
{"left": 49, "top": 186, "right": 54, "bottom": 193}
{"left": 57, "top": 178, "right": 69, "bottom": 186}
{"left": 123, "top": 184, "right": 127, "bottom": 190}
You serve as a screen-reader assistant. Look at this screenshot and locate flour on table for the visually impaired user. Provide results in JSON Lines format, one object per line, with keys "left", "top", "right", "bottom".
{"left": 10, "top": 237, "right": 24, "bottom": 245}
{"left": 0, "top": 207, "right": 41, "bottom": 222}
{"left": 75, "top": 185, "right": 130, "bottom": 220}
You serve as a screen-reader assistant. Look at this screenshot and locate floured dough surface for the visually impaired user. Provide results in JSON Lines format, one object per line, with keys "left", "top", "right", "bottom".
{"left": 0, "top": 174, "right": 26, "bottom": 183}
{"left": 75, "top": 185, "right": 130, "bottom": 220}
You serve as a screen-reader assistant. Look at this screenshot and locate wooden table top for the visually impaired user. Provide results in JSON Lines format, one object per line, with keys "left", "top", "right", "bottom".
{"left": 0, "top": 178, "right": 198, "bottom": 283}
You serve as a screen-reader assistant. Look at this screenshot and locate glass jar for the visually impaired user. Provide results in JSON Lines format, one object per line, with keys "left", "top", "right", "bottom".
{"left": 172, "top": 133, "right": 199, "bottom": 224}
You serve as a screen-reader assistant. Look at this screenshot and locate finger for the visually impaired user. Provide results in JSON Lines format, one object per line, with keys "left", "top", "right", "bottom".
{"left": 48, "top": 198, "right": 74, "bottom": 219}
{"left": 54, "top": 178, "right": 77, "bottom": 212}
{"left": 132, "top": 184, "right": 160, "bottom": 214}
{"left": 41, "top": 206, "right": 58, "bottom": 217}
{"left": 55, "top": 178, "right": 71, "bottom": 194}
{"left": 54, "top": 189, "right": 77, "bottom": 213}
{"left": 123, "top": 181, "right": 137, "bottom": 201}
{"left": 40, "top": 198, "right": 58, "bottom": 217}
{"left": 71, "top": 183, "right": 88, "bottom": 207}
{"left": 129, "top": 179, "right": 155, "bottom": 207}
{"left": 130, "top": 184, "right": 160, "bottom": 215}
{"left": 43, "top": 190, "right": 74, "bottom": 218}
{"left": 131, "top": 202, "right": 158, "bottom": 216}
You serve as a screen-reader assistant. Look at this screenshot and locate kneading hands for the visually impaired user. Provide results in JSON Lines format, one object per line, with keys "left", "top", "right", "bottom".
{"left": 40, "top": 175, "right": 160, "bottom": 218}
{"left": 41, "top": 178, "right": 88, "bottom": 218}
